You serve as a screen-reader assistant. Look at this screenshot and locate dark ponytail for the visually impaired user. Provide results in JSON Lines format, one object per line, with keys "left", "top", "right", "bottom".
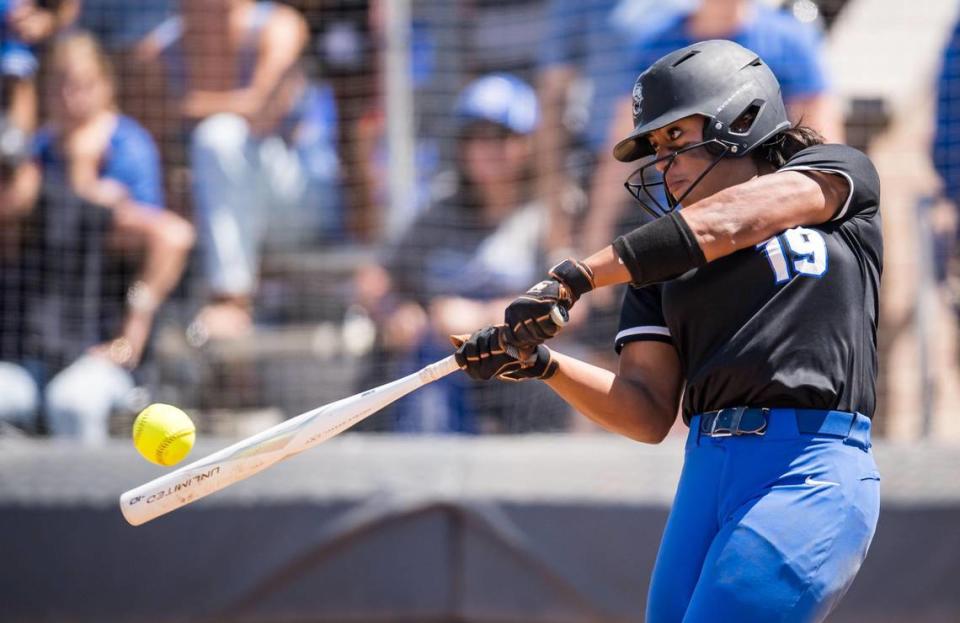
{"left": 752, "top": 124, "right": 825, "bottom": 169}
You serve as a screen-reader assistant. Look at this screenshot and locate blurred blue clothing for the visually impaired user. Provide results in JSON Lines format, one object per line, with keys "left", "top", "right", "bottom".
{"left": 386, "top": 195, "right": 545, "bottom": 305}
{"left": 410, "top": 19, "right": 436, "bottom": 89}
{"left": 79, "top": 0, "right": 174, "bottom": 50}
{"left": 537, "top": 0, "right": 640, "bottom": 153}
{"left": 190, "top": 108, "right": 343, "bottom": 297}
{"left": 279, "top": 82, "right": 339, "bottom": 172}
{"left": 34, "top": 114, "right": 166, "bottom": 209}
{"left": 537, "top": 0, "right": 696, "bottom": 153}
{"left": 0, "top": 0, "right": 38, "bottom": 78}
{"left": 390, "top": 335, "right": 473, "bottom": 434}
{"left": 627, "top": 3, "right": 829, "bottom": 105}
{"left": 934, "top": 19, "right": 960, "bottom": 205}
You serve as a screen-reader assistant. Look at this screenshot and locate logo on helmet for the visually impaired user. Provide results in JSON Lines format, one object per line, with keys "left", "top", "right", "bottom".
{"left": 632, "top": 80, "right": 643, "bottom": 118}
{"left": 715, "top": 82, "right": 752, "bottom": 116}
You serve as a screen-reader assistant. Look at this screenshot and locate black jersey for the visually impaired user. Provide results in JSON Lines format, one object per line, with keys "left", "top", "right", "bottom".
{"left": 615, "top": 144, "right": 882, "bottom": 421}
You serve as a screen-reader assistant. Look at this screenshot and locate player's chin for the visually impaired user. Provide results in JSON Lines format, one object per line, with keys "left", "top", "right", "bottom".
{"left": 666, "top": 180, "right": 690, "bottom": 202}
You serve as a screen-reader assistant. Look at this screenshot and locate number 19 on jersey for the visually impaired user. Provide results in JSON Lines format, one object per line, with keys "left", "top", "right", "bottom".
{"left": 759, "top": 227, "right": 828, "bottom": 284}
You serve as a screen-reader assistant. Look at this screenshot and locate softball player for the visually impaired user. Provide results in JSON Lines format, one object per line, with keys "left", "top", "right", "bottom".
{"left": 454, "top": 39, "right": 881, "bottom": 622}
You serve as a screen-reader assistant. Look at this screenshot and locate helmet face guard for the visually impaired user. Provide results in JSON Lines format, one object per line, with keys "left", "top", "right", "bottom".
{"left": 614, "top": 40, "right": 791, "bottom": 216}
{"left": 624, "top": 138, "right": 731, "bottom": 218}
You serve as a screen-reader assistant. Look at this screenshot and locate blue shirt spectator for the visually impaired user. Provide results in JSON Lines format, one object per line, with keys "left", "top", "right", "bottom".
{"left": 0, "top": 31, "right": 194, "bottom": 443}
{"left": 535, "top": 0, "right": 697, "bottom": 256}
{"left": 353, "top": 74, "right": 568, "bottom": 434}
{"left": 538, "top": 0, "right": 695, "bottom": 153}
{"left": 34, "top": 115, "right": 165, "bottom": 209}
{"left": 934, "top": 18, "right": 960, "bottom": 206}
{"left": 2, "top": 0, "right": 80, "bottom": 131}
{"left": 139, "top": 1, "right": 342, "bottom": 342}
{"left": 626, "top": 4, "right": 829, "bottom": 111}
{"left": 1, "top": 0, "right": 38, "bottom": 79}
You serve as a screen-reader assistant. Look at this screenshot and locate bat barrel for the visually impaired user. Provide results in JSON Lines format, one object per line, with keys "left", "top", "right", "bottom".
{"left": 120, "top": 355, "right": 462, "bottom": 526}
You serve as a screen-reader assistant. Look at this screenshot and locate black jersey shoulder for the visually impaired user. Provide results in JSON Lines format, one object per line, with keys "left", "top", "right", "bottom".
{"left": 615, "top": 283, "right": 672, "bottom": 352}
{"left": 777, "top": 143, "right": 880, "bottom": 221}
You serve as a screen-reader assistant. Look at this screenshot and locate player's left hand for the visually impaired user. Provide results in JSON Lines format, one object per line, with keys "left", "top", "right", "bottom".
{"left": 503, "top": 259, "right": 593, "bottom": 348}
{"left": 451, "top": 326, "right": 558, "bottom": 382}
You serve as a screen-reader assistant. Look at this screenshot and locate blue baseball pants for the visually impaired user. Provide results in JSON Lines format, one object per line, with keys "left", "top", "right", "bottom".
{"left": 646, "top": 409, "right": 880, "bottom": 622}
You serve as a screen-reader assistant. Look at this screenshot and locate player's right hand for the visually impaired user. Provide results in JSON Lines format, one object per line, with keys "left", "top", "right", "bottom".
{"left": 503, "top": 280, "right": 571, "bottom": 348}
{"left": 503, "top": 259, "right": 593, "bottom": 348}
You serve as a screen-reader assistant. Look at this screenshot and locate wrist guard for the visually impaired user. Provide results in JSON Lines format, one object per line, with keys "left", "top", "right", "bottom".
{"left": 612, "top": 211, "right": 706, "bottom": 287}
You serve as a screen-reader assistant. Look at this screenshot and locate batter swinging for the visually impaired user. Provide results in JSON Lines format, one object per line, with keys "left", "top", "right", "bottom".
{"left": 455, "top": 40, "right": 882, "bottom": 622}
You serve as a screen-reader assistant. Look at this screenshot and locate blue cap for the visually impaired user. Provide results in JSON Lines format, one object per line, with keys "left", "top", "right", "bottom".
{"left": 455, "top": 73, "right": 538, "bottom": 135}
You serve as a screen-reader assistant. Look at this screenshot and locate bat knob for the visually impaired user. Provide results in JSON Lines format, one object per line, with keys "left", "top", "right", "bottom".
{"left": 550, "top": 305, "right": 569, "bottom": 328}
{"left": 449, "top": 334, "right": 469, "bottom": 349}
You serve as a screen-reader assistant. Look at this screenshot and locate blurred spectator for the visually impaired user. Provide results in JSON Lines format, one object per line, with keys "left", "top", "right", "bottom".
{"left": 932, "top": 16, "right": 960, "bottom": 294}
{"left": 354, "top": 74, "right": 568, "bottom": 433}
{"left": 78, "top": 1, "right": 176, "bottom": 140}
{"left": 289, "top": 0, "right": 377, "bottom": 239}
{"left": 79, "top": 0, "right": 172, "bottom": 52}
{"left": 463, "top": 0, "right": 546, "bottom": 76}
{"left": 136, "top": 0, "right": 342, "bottom": 341}
{"left": 0, "top": 32, "right": 194, "bottom": 442}
{"left": 582, "top": 0, "right": 843, "bottom": 290}
{"left": 935, "top": 18, "right": 960, "bottom": 215}
{"left": 354, "top": 0, "right": 443, "bottom": 241}
{"left": 535, "top": 0, "right": 694, "bottom": 256}
{"left": 0, "top": 0, "right": 80, "bottom": 130}
{"left": 359, "top": 0, "right": 551, "bottom": 242}
{"left": 0, "top": 112, "right": 30, "bottom": 208}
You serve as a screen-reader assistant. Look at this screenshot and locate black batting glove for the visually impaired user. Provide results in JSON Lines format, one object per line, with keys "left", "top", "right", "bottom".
{"left": 498, "top": 344, "right": 558, "bottom": 382}
{"left": 503, "top": 259, "right": 594, "bottom": 349}
{"left": 452, "top": 326, "right": 558, "bottom": 382}
{"left": 503, "top": 281, "right": 570, "bottom": 348}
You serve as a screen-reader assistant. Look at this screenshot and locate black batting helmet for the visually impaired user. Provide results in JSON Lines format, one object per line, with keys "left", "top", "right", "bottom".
{"left": 613, "top": 39, "right": 790, "bottom": 162}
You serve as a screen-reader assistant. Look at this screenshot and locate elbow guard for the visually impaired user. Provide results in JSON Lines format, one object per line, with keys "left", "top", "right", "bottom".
{"left": 612, "top": 211, "right": 707, "bottom": 287}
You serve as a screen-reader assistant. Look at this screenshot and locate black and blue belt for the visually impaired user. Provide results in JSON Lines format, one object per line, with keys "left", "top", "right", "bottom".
{"left": 696, "top": 407, "right": 870, "bottom": 447}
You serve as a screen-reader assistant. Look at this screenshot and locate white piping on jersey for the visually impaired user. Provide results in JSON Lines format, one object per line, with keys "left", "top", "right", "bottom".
{"left": 777, "top": 166, "right": 855, "bottom": 221}
{"left": 615, "top": 326, "right": 672, "bottom": 342}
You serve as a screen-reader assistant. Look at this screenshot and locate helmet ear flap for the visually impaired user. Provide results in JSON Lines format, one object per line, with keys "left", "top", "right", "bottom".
{"left": 702, "top": 118, "right": 727, "bottom": 156}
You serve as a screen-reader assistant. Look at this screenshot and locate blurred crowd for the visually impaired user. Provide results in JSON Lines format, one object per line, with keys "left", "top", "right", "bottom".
{"left": 0, "top": 0, "right": 953, "bottom": 441}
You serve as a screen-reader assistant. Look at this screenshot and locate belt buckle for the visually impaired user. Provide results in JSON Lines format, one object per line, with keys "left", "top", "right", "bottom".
{"left": 705, "top": 407, "right": 739, "bottom": 437}
{"left": 703, "top": 407, "right": 768, "bottom": 437}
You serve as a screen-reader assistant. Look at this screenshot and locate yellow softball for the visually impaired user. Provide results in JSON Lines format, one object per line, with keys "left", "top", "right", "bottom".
{"left": 132, "top": 403, "right": 196, "bottom": 466}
